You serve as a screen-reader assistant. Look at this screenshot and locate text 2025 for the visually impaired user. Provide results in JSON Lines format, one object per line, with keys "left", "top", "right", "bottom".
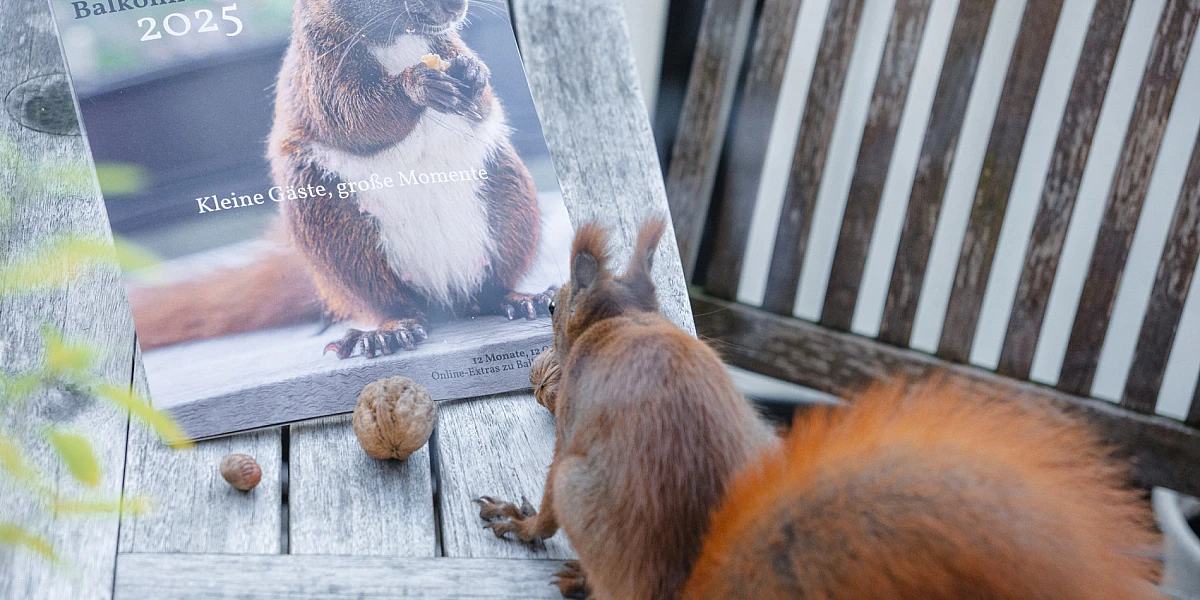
{"left": 137, "top": 4, "right": 242, "bottom": 41}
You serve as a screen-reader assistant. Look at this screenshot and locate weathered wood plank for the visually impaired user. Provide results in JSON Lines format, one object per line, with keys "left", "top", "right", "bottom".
{"left": 427, "top": 0, "right": 691, "bottom": 562}
{"left": 692, "top": 292, "right": 1200, "bottom": 497}
{"left": 119, "top": 358, "right": 282, "bottom": 554}
{"left": 998, "top": 0, "right": 1136, "bottom": 379}
{"left": 114, "top": 554, "right": 566, "bottom": 599}
{"left": 878, "top": 0, "right": 997, "bottom": 346}
{"left": 1059, "top": 0, "right": 1200, "bottom": 396}
{"left": 1122, "top": 137, "right": 1200, "bottom": 412}
{"left": 937, "top": 0, "right": 1066, "bottom": 364}
{"left": 288, "top": 416, "right": 436, "bottom": 556}
{"left": 665, "top": 0, "right": 756, "bottom": 280}
{"left": 0, "top": 0, "right": 133, "bottom": 597}
{"left": 821, "top": 0, "right": 934, "bottom": 331}
{"left": 510, "top": 0, "right": 694, "bottom": 334}
{"left": 435, "top": 396, "right": 574, "bottom": 559}
{"left": 761, "top": 0, "right": 867, "bottom": 316}
{"left": 703, "top": 0, "right": 805, "bottom": 300}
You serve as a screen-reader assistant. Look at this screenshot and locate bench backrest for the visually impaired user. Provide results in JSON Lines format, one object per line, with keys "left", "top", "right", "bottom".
{"left": 666, "top": 0, "right": 1200, "bottom": 493}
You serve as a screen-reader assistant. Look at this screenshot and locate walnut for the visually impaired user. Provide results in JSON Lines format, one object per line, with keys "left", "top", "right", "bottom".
{"left": 353, "top": 377, "right": 436, "bottom": 460}
{"left": 531, "top": 348, "right": 561, "bottom": 413}
{"left": 220, "top": 454, "right": 261, "bottom": 491}
{"left": 421, "top": 54, "right": 451, "bottom": 71}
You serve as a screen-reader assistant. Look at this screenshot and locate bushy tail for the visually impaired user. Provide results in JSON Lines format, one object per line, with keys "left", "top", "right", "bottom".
{"left": 129, "top": 241, "right": 321, "bottom": 350}
{"left": 684, "top": 379, "right": 1164, "bottom": 600}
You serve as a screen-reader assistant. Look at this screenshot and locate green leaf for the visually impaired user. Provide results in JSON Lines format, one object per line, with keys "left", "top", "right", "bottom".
{"left": 0, "top": 372, "right": 42, "bottom": 405}
{"left": 43, "top": 428, "right": 102, "bottom": 488}
{"left": 94, "top": 383, "right": 192, "bottom": 448}
{"left": 0, "top": 522, "right": 58, "bottom": 564}
{"left": 0, "top": 236, "right": 118, "bottom": 295}
{"left": 54, "top": 493, "right": 151, "bottom": 516}
{"left": 112, "top": 236, "right": 159, "bottom": 273}
{"left": 0, "top": 434, "right": 44, "bottom": 488}
{"left": 40, "top": 326, "right": 97, "bottom": 379}
{"left": 94, "top": 163, "right": 147, "bottom": 197}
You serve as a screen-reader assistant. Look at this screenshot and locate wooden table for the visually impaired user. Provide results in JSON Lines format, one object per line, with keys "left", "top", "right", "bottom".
{"left": 0, "top": 0, "right": 695, "bottom": 597}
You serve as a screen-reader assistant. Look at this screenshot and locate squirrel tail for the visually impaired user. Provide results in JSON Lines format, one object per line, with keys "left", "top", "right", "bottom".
{"left": 128, "top": 239, "right": 321, "bottom": 350}
{"left": 683, "top": 379, "right": 1165, "bottom": 600}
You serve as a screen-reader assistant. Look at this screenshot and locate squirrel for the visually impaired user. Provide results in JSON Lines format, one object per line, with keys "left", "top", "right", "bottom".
{"left": 129, "top": 0, "right": 553, "bottom": 358}
{"left": 478, "top": 218, "right": 1165, "bottom": 600}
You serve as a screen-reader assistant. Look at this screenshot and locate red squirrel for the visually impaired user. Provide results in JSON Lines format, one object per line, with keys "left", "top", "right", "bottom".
{"left": 130, "top": 0, "right": 552, "bottom": 357}
{"left": 481, "top": 218, "right": 1164, "bottom": 600}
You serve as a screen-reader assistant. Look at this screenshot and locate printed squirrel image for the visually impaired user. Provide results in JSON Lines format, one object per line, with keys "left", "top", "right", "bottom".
{"left": 129, "top": 0, "right": 552, "bottom": 358}
{"left": 481, "top": 218, "right": 1164, "bottom": 600}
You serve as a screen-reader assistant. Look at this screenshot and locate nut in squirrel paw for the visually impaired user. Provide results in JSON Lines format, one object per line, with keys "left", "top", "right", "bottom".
{"left": 421, "top": 54, "right": 451, "bottom": 71}
{"left": 353, "top": 377, "right": 436, "bottom": 460}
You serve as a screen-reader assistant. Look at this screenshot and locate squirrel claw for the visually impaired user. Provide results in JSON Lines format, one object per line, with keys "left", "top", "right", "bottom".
{"left": 502, "top": 287, "right": 558, "bottom": 321}
{"left": 552, "top": 561, "right": 591, "bottom": 599}
{"left": 324, "top": 319, "right": 427, "bottom": 359}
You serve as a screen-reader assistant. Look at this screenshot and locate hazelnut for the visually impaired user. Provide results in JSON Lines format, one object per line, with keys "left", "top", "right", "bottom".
{"left": 531, "top": 348, "right": 561, "bottom": 413}
{"left": 220, "top": 454, "right": 261, "bottom": 491}
{"left": 353, "top": 377, "right": 436, "bottom": 460}
{"left": 421, "top": 53, "right": 451, "bottom": 71}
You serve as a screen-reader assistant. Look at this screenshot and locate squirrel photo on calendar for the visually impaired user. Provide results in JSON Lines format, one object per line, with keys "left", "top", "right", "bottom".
{"left": 47, "top": 0, "right": 574, "bottom": 439}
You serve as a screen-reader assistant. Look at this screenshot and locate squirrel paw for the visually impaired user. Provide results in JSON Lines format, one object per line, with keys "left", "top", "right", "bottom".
{"left": 474, "top": 495, "right": 546, "bottom": 549}
{"left": 552, "top": 561, "right": 591, "bottom": 599}
{"left": 502, "top": 287, "right": 558, "bottom": 321}
{"left": 323, "top": 318, "right": 428, "bottom": 359}
{"left": 447, "top": 55, "right": 491, "bottom": 104}
{"left": 402, "top": 64, "right": 467, "bottom": 115}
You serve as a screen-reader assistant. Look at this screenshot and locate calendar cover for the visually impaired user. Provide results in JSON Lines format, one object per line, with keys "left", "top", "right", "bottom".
{"left": 47, "top": 0, "right": 571, "bottom": 439}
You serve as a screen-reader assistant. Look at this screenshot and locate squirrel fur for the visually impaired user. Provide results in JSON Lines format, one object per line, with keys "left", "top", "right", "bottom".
{"left": 482, "top": 218, "right": 1164, "bottom": 600}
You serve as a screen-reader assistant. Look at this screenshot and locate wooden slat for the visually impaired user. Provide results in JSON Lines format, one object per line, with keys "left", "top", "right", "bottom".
{"left": 998, "top": 0, "right": 1136, "bottom": 379}
{"left": 937, "top": 0, "right": 1066, "bottom": 363}
{"left": 761, "top": 0, "right": 868, "bottom": 316}
{"left": 435, "top": 396, "right": 575, "bottom": 559}
{"left": 692, "top": 292, "right": 1200, "bottom": 497}
{"left": 878, "top": 0, "right": 998, "bottom": 346}
{"left": 1059, "top": 0, "right": 1200, "bottom": 396}
{"left": 114, "top": 554, "right": 566, "bottom": 599}
{"left": 427, "top": 0, "right": 696, "bottom": 562}
{"left": 821, "top": 0, "right": 934, "bottom": 331}
{"left": 288, "top": 416, "right": 436, "bottom": 556}
{"left": 665, "top": 0, "right": 756, "bottom": 280}
{"left": 704, "top": 0, "right": 805, "bottom": 300}
{"left": 1122, "top": 137, "right": 1200, "bottom": 412}
{"left": 0, "top": 1, "right": 133, "bottom": 597}
{"left": 119, "top": 360, "right": 282, "bottom": 554}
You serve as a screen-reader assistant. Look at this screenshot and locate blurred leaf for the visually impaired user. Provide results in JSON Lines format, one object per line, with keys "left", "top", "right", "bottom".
{"left": 0, "top": 522, "right": 58, "bottom": 564}
{"left": 94, "top": 163, "right": 147, "bottom": 197}
{"left": 94, "top": 383, "right": 192, "bottom": 448}
{"left": 0, "top": 136, "right": 21, "bottom": 173}
{"left": 0, "top": 236, "right": 118, "bottom": 295}
{"left": 33, "top": 160, "right": 93, "bottom": 198}
{"left": 0, "top": 190, "right": 11, "bottom": 227}
{"left": 112, "top": 237, "right": 158, "bottom": 273}
{"left": 43, "top": 428, "right": 102, "bottom": 488}
{"left": 0, "top": 372, "right": 41, "bottom": 405}
{"left": 41, "top": 326, "right": 97, "bottom": 380}
{"left": 54, "top": 493, "right": 151, "bottom": 516}
{"left": 0, "top": 434, "right": 44, "bottom": 488}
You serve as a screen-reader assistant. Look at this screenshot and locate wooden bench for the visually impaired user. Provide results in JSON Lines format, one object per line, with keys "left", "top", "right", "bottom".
{"left": 667, "top": 0, "right": 1200, "bottom": 497}
{"left": 0, "top": 0, "right": 692, "bottom": 597}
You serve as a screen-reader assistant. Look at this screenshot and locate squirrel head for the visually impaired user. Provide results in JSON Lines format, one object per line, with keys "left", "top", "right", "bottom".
{"left": 550, "top": 217, "right": 667, "bottom": 357}
{"left": 312, "top": 0, "right": 469, "bottom": 45}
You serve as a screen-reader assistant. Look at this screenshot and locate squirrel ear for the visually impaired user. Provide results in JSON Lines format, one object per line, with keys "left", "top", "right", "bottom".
{"left": 630, "top": 216, "right": 666, "bottom": 276}
{"left": 570, "top": 223, "right": 609, "bottom": 291}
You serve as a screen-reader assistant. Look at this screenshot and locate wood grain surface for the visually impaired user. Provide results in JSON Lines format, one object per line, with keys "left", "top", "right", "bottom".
{"left": 114, "top": 554, "right": 568, "bottom": 599}
{"left": 665, "top": 0, "right": 756, "bottom": 280}
{"left": 693, "top": 293, "right": 1200, "bottom": 497}
{"left": 821, "top": 0, "right": 934, "bottom": 331}
{"left": 761, "top": 0, "right": 868, "bottom": 316}
{"left": 1121, "top": 136, "right": 1200, "bottom": 412}
{"left": 0, "top": 0, "right": 134, "bottom": 597}
{"left": 998, "top": 0, "right": 1135, "bottom": 379}
{"left": 878, "top": 0, "right": 997, "bottom": 346}
{"left": 937, "top": 0, "right": 1065, "bottom": 364}
{"left": 703, "top": 0, "right": 805, "bottom": 300}
{"left": 1059, "top": 0, "right": 1200, "bottom": 396}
